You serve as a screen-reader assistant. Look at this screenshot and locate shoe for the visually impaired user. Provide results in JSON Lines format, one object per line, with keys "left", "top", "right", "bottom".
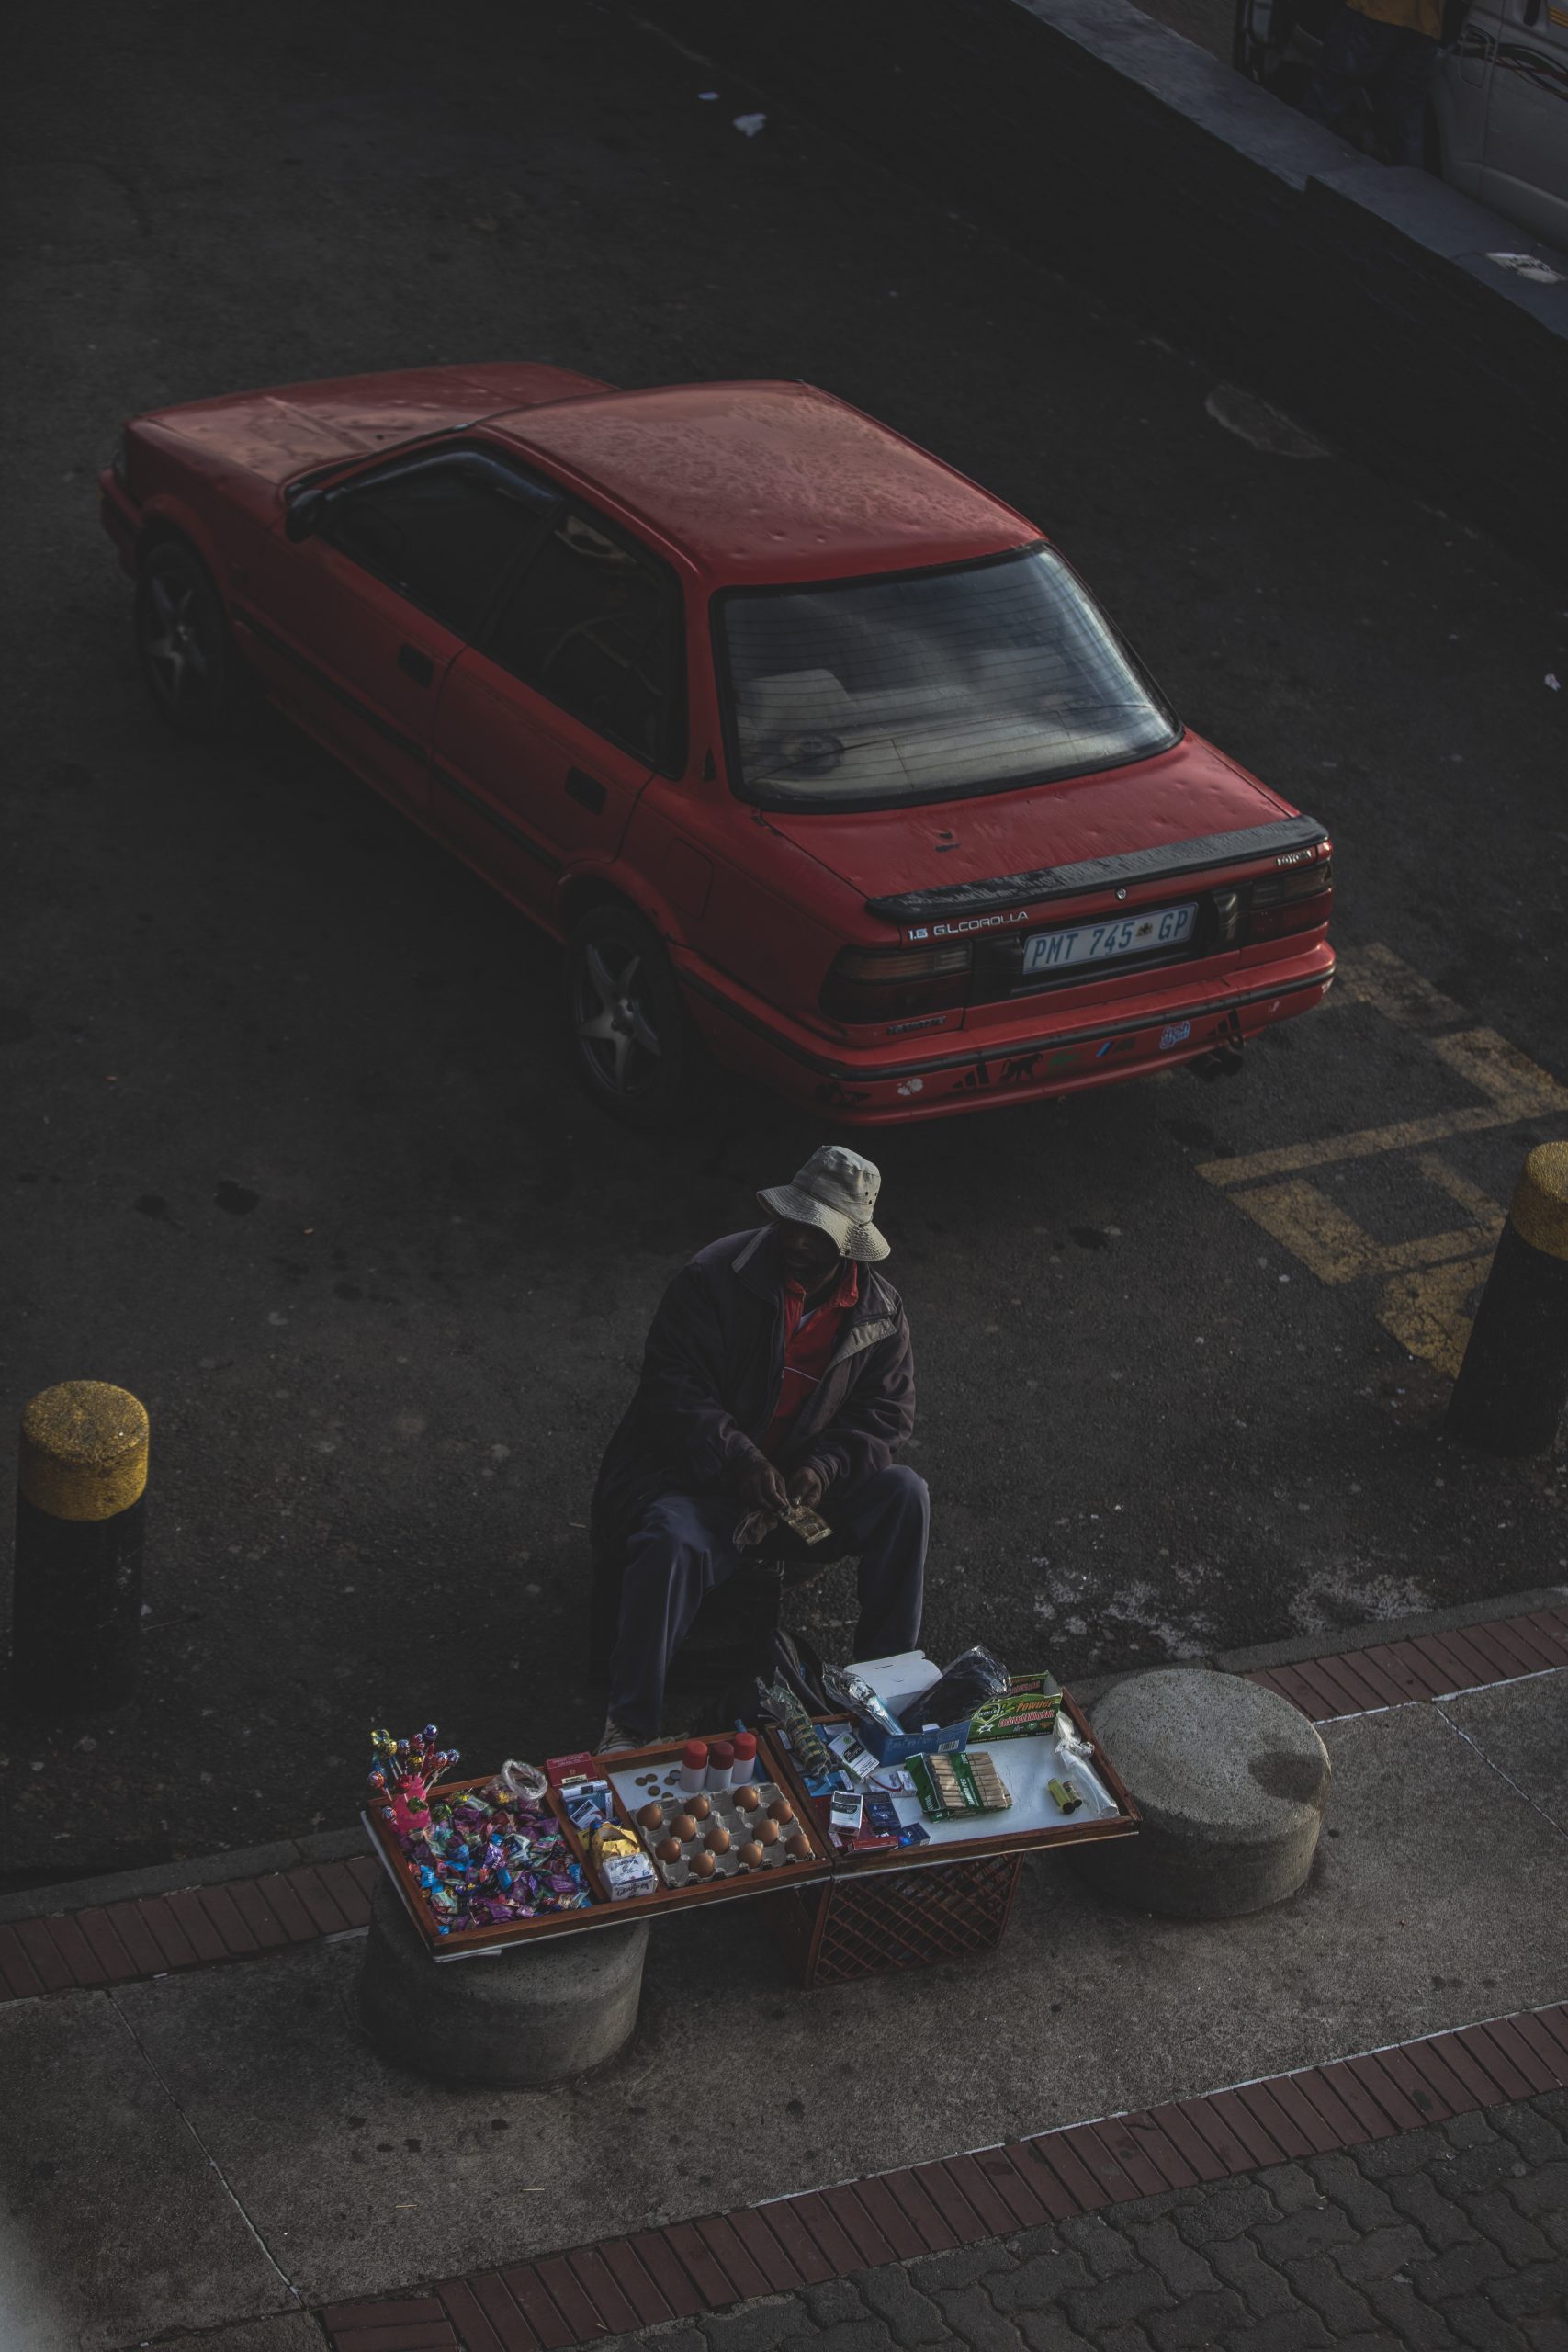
{"left": 600, "top": 1715, "right": 643, "bottom": 1755}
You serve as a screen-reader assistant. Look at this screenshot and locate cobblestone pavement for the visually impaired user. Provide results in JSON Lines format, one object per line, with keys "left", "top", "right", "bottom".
{"left": 600, "top": 2095, "right": 1568, "bottom": 2352}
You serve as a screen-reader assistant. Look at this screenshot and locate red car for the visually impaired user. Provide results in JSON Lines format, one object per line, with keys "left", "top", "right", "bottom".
{"left": 100, "top": 366, "right": 1334, "bottom": 1125}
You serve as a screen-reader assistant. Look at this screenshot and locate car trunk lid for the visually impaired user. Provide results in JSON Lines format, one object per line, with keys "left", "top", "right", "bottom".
{"left": 765, "top": 731, "right": 1303, "bottom": 924}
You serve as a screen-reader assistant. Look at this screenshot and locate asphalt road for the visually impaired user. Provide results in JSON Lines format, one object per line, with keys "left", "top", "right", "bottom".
{"left": 2, "top": 0, "right": 1564, "bottom": 1886}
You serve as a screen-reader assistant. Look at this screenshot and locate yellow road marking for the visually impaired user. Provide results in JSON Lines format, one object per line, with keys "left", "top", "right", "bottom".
{"left": 1201, "top": 1104, "right": 1508, "bottom": 1189}
{"left": 1413, "top": 1151, "right": 1502, "bottom": 1225}
{"left": 1432, "top": 1026, "right": 1568, "bottom": 1117}
{"left": 1329, "top": 940, "right": 1466, "bottom": 1030}
{"left": 1200, "top": 1025, "right": 1568, "bottom": 1189}
{"left": 1196, "top": 946, "right": 1566, "bottom": 1376}
{"left": 1228, "top": 1175, "right": 1495, "bottom": 1284}
{"left": 1376, "top": 1260, "right": 1492, "bottom": 1382}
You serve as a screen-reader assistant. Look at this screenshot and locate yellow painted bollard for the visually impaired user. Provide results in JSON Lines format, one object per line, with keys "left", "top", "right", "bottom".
{"left": 12, "top": 1382, "right": 149, "bottom": 1708}
{"left": 1447, "top": 1144, "right": 1568, "bottom": 1456}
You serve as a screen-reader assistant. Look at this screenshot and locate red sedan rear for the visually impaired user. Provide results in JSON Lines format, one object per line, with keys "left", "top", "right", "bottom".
{"left": 99, "top": 366, "right": 1333, "bottom": 1125}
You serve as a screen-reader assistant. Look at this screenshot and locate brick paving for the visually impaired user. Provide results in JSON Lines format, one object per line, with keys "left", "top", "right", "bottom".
{"left": 553, "top": 2096, "right": 1568, "bottom": 2352}
{"left": 1245, "top": 1605, "right": 1568, "bottom": 1724}
{"left": 0, "top": 1850, "right": 377, "bottom": 2001}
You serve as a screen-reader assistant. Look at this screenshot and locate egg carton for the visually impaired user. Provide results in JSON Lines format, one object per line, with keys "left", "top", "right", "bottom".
{"left": 620, "top": 1761, "right": 813, "bottom": 1888}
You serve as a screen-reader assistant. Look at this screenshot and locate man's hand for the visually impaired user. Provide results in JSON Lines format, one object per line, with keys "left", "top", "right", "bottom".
{"left": 735, "top": 1452, "right": 791, "bottom": 1515}
{"left": 787, "top": 1464, "right": 826, "bottom": 1510}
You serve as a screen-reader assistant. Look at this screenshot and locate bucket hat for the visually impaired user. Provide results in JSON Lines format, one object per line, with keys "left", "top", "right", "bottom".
{"left": 758, "top": 1144, "right": 890, "bottom": 1263}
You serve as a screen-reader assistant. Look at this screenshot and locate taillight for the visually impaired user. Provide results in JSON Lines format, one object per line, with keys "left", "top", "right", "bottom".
{"left": 822, "top": 941, "right": 972, "bottom": 1023}
{"left": 1246, "top": 858, "right": 1333, "bottom": 944}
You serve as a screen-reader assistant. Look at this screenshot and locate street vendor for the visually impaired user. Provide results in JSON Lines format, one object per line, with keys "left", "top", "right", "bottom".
{"left": 592, "top": 1145, "right": 928, "bottom": 1751}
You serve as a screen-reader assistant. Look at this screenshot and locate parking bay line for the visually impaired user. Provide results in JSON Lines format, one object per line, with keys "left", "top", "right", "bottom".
{"left": 1192, "top": 949, "right": 1568, "bottom": 1377}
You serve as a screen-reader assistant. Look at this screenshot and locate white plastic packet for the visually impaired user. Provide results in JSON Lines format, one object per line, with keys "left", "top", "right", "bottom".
{"left": 1054, "top": 1718, "right": 1116, "bottom": 1816}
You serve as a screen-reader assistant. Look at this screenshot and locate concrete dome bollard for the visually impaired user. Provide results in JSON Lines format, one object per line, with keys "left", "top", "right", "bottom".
{"left": 1075, "top": 1666, "right": 1331, "bottom": 1919}
{"left": 356, "top": 1878, "right": 649, "bottom": 2086}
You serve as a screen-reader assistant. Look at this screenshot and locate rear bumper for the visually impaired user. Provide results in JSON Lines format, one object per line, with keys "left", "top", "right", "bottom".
{"left": 98, "top": 468, "right": 141, "bottom": 575}
{"left": 678, "top": 941, "right": 1335, "bottom": 1123}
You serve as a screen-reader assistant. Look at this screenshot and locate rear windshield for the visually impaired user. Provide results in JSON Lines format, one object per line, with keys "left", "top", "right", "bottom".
{"left": 716, "top": 546, "right": 1179, "bottom": 808}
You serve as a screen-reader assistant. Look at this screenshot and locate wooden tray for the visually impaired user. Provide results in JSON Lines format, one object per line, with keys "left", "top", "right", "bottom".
{"left": 596, "top": 1730, "right": 834, "bottom": 1910}
{"left": 364, "top": 1729, "right": 831, "bottom": 1960}
{"left": 772, "top": 1689, "right": 1140, "bottom": 1874}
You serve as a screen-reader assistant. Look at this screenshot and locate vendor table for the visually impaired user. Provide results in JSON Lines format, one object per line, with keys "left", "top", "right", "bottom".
{"left": 769, "top": 1689, "right": 1137, "bottom": 1986}
{"left": 364, "top": 1690, "right": 1136, "bottom": 1983}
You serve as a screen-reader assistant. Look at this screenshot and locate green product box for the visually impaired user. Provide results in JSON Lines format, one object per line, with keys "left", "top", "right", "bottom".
{"left": 968, "top": 1673, "right": 1063, "bottom": 1743}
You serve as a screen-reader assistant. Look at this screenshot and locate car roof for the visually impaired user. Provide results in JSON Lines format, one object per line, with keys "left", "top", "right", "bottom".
{"left": 484, "top": 380, "right": 1038, "bottom": 585}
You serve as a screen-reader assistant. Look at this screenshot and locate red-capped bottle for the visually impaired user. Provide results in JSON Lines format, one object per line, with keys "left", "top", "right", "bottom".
{"left": 678, "top": 1738, "right": 709, "bottom": 1794}
{"left": 729, "top": 1731, "right": 759, "bottom": 1787}
{"left": 705, "top": 1738, "right": 735, "bottom": 1791}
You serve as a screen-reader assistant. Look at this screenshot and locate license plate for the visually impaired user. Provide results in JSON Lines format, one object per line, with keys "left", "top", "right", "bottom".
{"left": 1021, "top": 900, "right": 1197, "bottom": 978}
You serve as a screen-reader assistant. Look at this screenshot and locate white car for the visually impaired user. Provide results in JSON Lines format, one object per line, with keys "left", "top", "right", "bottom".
{"left": 1235, "top": 0, "right": 1568, "bottom": 249}
{"left": 1432, "top": 0, "right": 1568, "bottom": 248}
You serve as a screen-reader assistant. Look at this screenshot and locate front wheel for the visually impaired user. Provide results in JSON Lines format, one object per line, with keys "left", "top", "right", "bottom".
{"left": 563, "top": 904, "right": 703, "bottom": 1128}
{"left": 134, "top": 540, "right": 248, "bottom": 741}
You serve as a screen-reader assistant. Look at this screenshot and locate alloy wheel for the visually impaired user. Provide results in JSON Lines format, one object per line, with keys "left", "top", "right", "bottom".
{"left": 574, "top": 941, "right": 663, "bottom": 1098}
{"left": 142, "top": 571, "right": 212, "bottom": 718}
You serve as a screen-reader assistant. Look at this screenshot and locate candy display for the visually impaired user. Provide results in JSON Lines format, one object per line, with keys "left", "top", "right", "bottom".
{"left": 367, "top": 1724, "right": 592, "bottom": 1936}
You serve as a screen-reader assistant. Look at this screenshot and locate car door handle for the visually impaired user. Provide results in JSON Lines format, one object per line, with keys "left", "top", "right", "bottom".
{"left": 566, "top": 767, "right": 607, "bottom": 814}
{"left": 397, "top": 643, "right": 434, "bottom": 686}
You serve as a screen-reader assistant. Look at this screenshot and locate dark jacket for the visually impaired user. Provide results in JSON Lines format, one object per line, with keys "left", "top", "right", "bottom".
{"left": 592, "top": 1226, "right": 916, "bottom": 1560}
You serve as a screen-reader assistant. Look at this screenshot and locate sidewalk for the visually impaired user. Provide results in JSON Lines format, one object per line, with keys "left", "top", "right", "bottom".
{"left": 2, "top": 1595, "right": 1565, "bottom": 2352}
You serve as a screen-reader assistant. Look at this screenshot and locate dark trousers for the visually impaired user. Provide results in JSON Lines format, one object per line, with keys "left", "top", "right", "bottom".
{"left": 607, "top": 1464, "right": 930, "bottom": 1738}
{"left": 1301, "top": 7, "right": 1437, "bottom": 167}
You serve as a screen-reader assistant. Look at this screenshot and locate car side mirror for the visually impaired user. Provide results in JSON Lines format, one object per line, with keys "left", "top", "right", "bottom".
{"left": 285, "top": 487, "right": 328, "bottom": 542}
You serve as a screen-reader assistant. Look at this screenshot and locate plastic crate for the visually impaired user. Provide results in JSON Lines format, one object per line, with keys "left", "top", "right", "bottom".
{"left": 771, "top": 1850, "right": 1023, "bottom": 1987}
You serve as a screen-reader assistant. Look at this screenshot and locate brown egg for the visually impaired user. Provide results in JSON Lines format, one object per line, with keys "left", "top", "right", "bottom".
{"left": 735, "top": 1785, "right": 762, "bottom": 1813}
{"left": 739, "top": 1841, "right": 764, "bottom": 1867}
{"left": 768, "top": 1798, "right": 795, "bottom": 1825}
{"left": 757, "top": 1817, "right": 780, "bottom": 1846}
{"left": 691, "top": 1850, "right": 716, "bottom": 1878}
{"left": 705, "top": 1825, "right": 730, "bottom": 1854}
{"left": 785, "top": 1833, "right": 810, "bottom": 1860}
{"left": 655, "top": 1837, "right": 682, "bottom": 1864}
{"left": 671, "top": 1815, "right": 697, "bottom": 1843}
{"left": 637, "top": 1802, "right": 663, "bottom": 1830}
{"left": 688, "top": 1793, "right": 711, "bottom": 1822}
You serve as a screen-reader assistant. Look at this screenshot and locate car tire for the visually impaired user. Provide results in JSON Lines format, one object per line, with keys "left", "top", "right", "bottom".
{"left": 564, "top": 903, "right": 705, "bottom": 1129}
{"left": 134, "top": 539, "right": 249, "bottom": 741}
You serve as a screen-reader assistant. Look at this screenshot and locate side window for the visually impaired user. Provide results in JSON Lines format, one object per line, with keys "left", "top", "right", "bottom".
{"left": 321, "top": 457, "right": 558, "bottom": 639}
{"left": 482, "top": 507, "right": 684, "bottom": 769}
